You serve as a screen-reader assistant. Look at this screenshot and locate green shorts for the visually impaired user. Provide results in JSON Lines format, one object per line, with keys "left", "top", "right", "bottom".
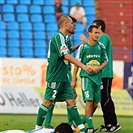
{"left": 44, "top": 81, "right": 74, "bottom": 102}
{"left": 81, "top": 77, "right": 101, "bottom": 103}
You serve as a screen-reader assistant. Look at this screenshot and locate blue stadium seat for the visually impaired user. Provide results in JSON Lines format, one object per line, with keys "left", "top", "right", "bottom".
{"left": 45, "top": 0, "right": 54, "bottom": 5}
{"left": 20, "top": 0, "right": 31, "bottom": 5}
{"left": 17, "top": 14, "right": 29, "bottom": 22}
{"left": 43, "top": 6, "right": 55, "bottom": 14}
{"left": 62, "top": 0, "right": 69, "bottom": 6}
{"left": 33, "top": 22, "right": 45, "bottom": 31}
{"left": 70, "top": 0, "right": 82, "bottom": 6}
{"left": 62, "top": 6, "right": 69, "bottom": 15}
{"left": 16, "top": 5, "right": 28, "bottom": 13}
{"left": 21, "top": 39, "right": 33, "bottom": 47}
{"left": 0, "top": 30, "right": 6, "bottom": 38}
{"left": 8, "top": 30, "right": 19, "bottom": 39}
{"left": 44, "top": 15, "right": 56, "bottom": 23}
{"left": 0, "top": 0, "right": 5, "bottom": 4}
{"left": 0, "top": 47, "right": 7, "bottom": 57}
{"left": 0, "top": 21, "right": 6, "bottom": 29}
{"left": 34, "top": 48, "right": 47, "bottom": 58}
{"left": 74, "top": 39, "right": 83, "bottom": 46}
{"left": 21, "top": 31, "right": 32, "bottom": 39}
{"left": 83, "top": 0, "right": 95, "bottom": 6}
{"left": 75, "top": 22, "right": 84, "bottom": 32}
{"left": 0, "top": 14, "right": 2, "bottom": 21}
{"left": 34, "top": 31, "right": 46, "bottom": 39}
{"left": 73, "top": 31, "right": 84, "bottom": 40}
{"left": 34, "top": 40, "right": 47, "bottom": 48}
{"left": 3, "top": 13, "right": 15, "bottom": 22}
{"left": 0, "top": 38, "right": 6, "bottom": 47}
{"left": 2, "top": 4, "right": 14, "bottom": 12}
{"left": 8, "top": 39, "right": 20, "bottom": 47}
{"left": 29, "top": 5, "right": 42, "bottom": 14}
{"left": 20, "top": 22, "right": 32, "bottom": 30}
{"left": 46, "top": 23, "right": 58, "bottom": 31}
{"left": 47, "top": 31, "right": 56, "bottom": 40}
{"left": 7, "top": 0, "right": 18, "bottom": 5}
{"left": 31, "top": 14, "right": 42, "bottom": 22}
{"left": 85, "top": 7, "right": 96, "bottom": 15}
{"left": 33, "top": 0, "right": 44, "bottom": 5}
{"left": 86, "top": 15, "right": 96, "bottom": 25}
{"left": 7, "top": 22, "right": 19, "bottom": 30}
{"left": 21, "top": 47, "right": 34, "bottom": 58}
{"left": 8, "top": 47, "right": 20, "bottom": 57}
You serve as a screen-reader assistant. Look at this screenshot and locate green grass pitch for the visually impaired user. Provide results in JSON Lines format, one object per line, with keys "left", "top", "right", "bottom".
{"left": 0, "top": 114, "right": 133, "bottom": 133}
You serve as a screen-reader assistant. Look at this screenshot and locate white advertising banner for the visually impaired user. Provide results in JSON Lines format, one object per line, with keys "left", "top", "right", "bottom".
{"left": 0, "top": 85, "right": 42, "bottom": 114}
{"left": 0, "top": 58, "right": 132, "bottom": 115}
{"left": 0, "top": 58, "right": 47, "bottom": 86}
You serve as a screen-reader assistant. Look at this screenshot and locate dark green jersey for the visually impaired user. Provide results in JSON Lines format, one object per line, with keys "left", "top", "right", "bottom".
{"left": 46, "top": 31, "right": 70, "bottom": 82}
{"left": 66, "top": 35, "right": 72, "bottom": 70}
{"left": 76, "top": 41, "right": 108, "bottom": 85}
{"left": 98, "top": 34, "right": 113, "bottom": 78}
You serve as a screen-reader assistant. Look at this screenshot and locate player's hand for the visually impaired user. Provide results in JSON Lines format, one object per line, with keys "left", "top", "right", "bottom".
{"left": 80, "top": 34, "right": 88, "bottom": 42}
{"left": 71, "top": 80, "right": 76, "bottom": 89}
{"left": 83, "top": 65, "right": 93, "bottom": 73}
{"left": 93, "top": 66, "right": 101, "bottom": 74}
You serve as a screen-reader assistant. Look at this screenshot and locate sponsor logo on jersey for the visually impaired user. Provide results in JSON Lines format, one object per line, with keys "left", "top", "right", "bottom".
{"left": 87, "top": 60, "right": 100, "bottom": 69}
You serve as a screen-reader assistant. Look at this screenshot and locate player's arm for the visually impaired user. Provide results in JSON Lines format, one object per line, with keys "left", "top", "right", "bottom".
{"left": 71, "top": 65, "right": 79, "bottom": 89}
{"left": 93, "top": 61, "right": 107, "bottom": 74}
{"left": 64, "top": 54, "right": 92, "bottom": 73}
{"left": 71, "top": 43, "right": 82, "bottom": 52}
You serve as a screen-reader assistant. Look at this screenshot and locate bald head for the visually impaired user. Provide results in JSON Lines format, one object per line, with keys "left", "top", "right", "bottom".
{"left": 58, "top": 16, "right": 72, "bottom": 28}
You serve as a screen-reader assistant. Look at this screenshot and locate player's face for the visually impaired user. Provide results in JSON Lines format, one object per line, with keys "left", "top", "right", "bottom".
{"left": 67, "top": 18, "right": 76, "bottom": 35}
{"left": 89, "top": 28, "right": 100, "bottom": 41}
{"left": 68, "top": 22, "right": 76, "bottom": 35}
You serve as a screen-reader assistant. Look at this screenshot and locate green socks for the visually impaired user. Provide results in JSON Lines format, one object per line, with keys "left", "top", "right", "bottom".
{"left": 86, "top": 117, "right": 94, "bottom": 128}
{"left": 36, "top": 104, "right": 49, "bottom": 126}
{"left": 44, "top": 103, "right": 55, "bottom": 127}
{"left": 81, "top": 115, "right": 86, "bottom": 124}
{"left": 67, "top": 106, "right": 73, "bottom": 126}
{"left": 68, "top": 106, "right": 86, "bottom": 132}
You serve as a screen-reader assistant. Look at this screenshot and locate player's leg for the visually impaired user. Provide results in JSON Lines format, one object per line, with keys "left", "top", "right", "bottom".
{"left": 81, "top": 77, "right": 99, "bottom": 133}
{"left": 66, "top": 99, "right": 86, "bottom": 132}
{"left": 59, "top": 82, "right": 86, "bottom": 132}
{"left": 35, "top": 82, "right": 56, "bottom": 128}
{"left": 101, "top": 78, "right": 117, "bottom": 126}
{"left": 35, "top": 100, "right": 52, "bottom": 128}
{"left": 100, "top": 78, "right": 121, "bottom": 132}
{"left": 44, "top": 102, "right": 55, "bottom": 128}
{"left": 67, "top": 89, "right": 77, "bottom": 130}
{"left": 81, "top": 103, "right": 98, "bottom": 125}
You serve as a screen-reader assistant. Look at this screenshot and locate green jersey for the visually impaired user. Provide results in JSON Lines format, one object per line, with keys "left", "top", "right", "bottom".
{"left": 98, "top": 33, "right": 113, "bottom": 78}
{"left": 76, "top": 41, "right": 108, "bottom": 85}
{"left": 66, "top": 35, "right": 72, "bottom": 70}
{"left": 46, "top": 31, "right": 70, "bottom": 82}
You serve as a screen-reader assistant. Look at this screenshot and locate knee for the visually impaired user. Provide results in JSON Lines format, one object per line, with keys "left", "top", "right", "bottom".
{"left": 67, "top": 100, "right": 76, "bottom": 108}
{"left": 42, "top": 100, "right": 52, "bottom": 107}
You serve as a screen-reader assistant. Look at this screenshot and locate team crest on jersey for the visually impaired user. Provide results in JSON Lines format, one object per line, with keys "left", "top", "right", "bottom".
{"left": 60, "top": 46, "right": 68, "bottom": 53}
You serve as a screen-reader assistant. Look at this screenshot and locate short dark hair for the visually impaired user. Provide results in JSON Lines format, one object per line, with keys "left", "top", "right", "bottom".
{"left": 88, "top": 25, "right": 98, "bottom": 32}
{"left": 69, "top": 16, "right": 77, "bottom": 22}
{"left": 92, "top": 19, "right": 106, "bottom": 32}
{"left": 54, "top": 123, "right": 74, "bottom": 133}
